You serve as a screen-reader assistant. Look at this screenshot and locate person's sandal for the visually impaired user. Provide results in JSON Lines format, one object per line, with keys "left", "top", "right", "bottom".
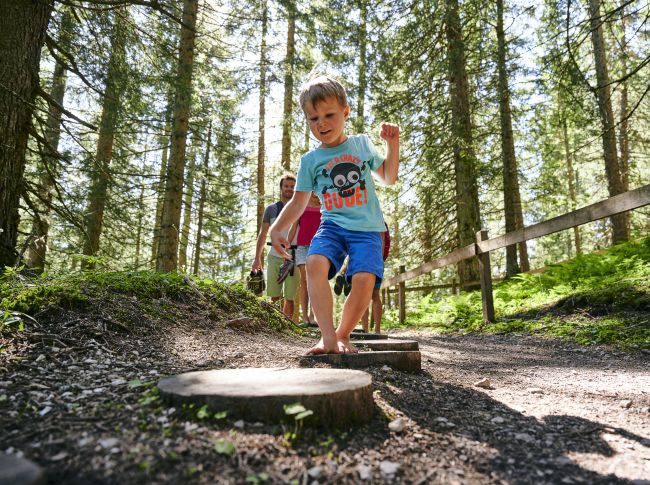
{"left": 277, "top": 260, "right": 294, "bottom": 284}
{"left": 333, "top": 274, "right": 345, "bottom": 295}
{"left": 343, "top": 280, "right": 352, "bottom": 296}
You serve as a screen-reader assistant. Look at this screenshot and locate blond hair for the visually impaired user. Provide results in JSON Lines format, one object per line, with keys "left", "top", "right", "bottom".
{"left": 298, "top": 75, "right": 348, "bottom": 112}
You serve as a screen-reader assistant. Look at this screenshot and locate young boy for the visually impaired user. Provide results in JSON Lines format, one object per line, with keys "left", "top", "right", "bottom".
{"left": 270, "top": 75, "right": 399, "bottom": 354}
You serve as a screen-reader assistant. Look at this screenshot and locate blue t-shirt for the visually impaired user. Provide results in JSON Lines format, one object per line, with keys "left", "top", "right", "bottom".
{"left": 296, "top": 134, "right": 386, "bottom": 232}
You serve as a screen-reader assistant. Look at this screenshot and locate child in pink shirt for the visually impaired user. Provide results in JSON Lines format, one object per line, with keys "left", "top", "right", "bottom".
{"left": 288, "top": 193, "right": 322, "bottom": 326}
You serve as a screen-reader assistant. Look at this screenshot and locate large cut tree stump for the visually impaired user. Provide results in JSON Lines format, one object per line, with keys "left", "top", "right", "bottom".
{"left": 300, "top": 350, "right": 421, "bottom": 372}
{"left": 356, "top": 339, "right": 419, "bottom": 351}
{"left": 0, "top": 455, "right": 44, "bottom": 485}
{"left": 158, "top": 368, "right": 373, "bottom": 426}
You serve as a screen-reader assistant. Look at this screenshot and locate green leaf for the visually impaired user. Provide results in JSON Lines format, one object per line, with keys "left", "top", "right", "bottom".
{"left": 128, "top": 379, "right": 143, "bottom": 388}
{"left": 283, "top": 403, "right": 306, "bottom": 415}
{"left": 213, "top": 410, "right": 228, "bottom": 419}
{"left": 197, "top": 404, "right": 210, "bottom": 420}
{"left": 214, "top": 438, "right": 236, "bottom": 455}
{"left": 295, "top": 410, "right": 313, "bottom": 421}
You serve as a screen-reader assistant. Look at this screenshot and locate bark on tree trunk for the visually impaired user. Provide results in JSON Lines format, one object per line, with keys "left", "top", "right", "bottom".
{"left": 256, "top": 0, "right": 268, "bottom": 233}
{"left": 178, "top": 151, "right": 196, "bottom": 271}
{"left": 445, "top": 0, "right": 482, "bottom": 285}
{"left": 281, "top": 2, "right": 296, "bottom": 172}
{"left": 193, "top": 120, "right": 211, "bottom": 275}
{"left": 82, "top": 9, "right": 127, "bottom": 269}
{"left": 156, "top": 0, "right": 199, "bottom": 272}
{"left": 152, "top": 118, "right": 171, "bottom": 267}
{"left": 618, "top": 0, "right": 630, "bottom": 193}
{"left": 561, "top": 117, "right": 582, "bottom": 254}
{"left": 496, "top": 0, "right": 528, "bottom": 277}
{"left": 0, "top": 1, "right": 53, "bottom": 268}
{"left": 355, "top": 0, "right": 367, "bottom": 134}
{"left": 27, "top": 7, "right": 74, "bottom": 272}
{"left": 134, "top": 182, "right": 145, "bottom": 268}
{"left": 588, "top": 0, "right": 629, "bottom": 243}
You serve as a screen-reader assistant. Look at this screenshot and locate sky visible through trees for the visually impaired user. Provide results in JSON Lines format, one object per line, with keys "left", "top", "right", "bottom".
{"left": 2, "top": 0, "right": 649, "bottom": 287}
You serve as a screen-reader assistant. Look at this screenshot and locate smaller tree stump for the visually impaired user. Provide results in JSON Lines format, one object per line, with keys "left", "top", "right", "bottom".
{"left": 158, "top": 368, "right": 373, "bottom": 426}
{"left": 350, "top": 332, "right": 389, "bottom": 340}
{"left": 300, "top": 350, "right": 421, "bottom": 372}
{"left": 356, "top": 339, "right": 419, "bottom": 351}
{"left": 0, "top": 455, "right": 44, "bottom": 485}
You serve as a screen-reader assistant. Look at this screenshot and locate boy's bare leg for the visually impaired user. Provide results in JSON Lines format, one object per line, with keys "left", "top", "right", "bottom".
{"left": 305, "top": 255, "right": 338, "bottom": 354}
{"left": 282, "top": 299, "right": 294, "bottom": 320}
{"left": 337, "top": 272, "right": 374, "bottom": 353}
{"left": 372, "top": 288, "right": 382, "bottom": 333}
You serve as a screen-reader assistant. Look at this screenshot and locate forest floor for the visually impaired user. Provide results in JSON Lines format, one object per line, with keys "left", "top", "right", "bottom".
{"left": 1, "top": 287, "right": 649, "bottom": 485}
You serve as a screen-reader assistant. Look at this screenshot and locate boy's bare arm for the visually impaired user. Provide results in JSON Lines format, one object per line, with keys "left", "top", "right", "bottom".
{"left": 287, "top": 221, "right": 299, "bottom": 246}
{"left": 375, "top": 122, "right": 400, "bottom": 186}
{"left": 270, "top": 191, "right": 310, "bottom": 259}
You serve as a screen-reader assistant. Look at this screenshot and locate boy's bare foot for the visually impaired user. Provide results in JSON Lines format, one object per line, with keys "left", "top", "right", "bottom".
{"left": 305, "top": 338, "right": 341, "bottom": 355}
{"left": 337, "top": 338, "right": 358, "bottom": 354}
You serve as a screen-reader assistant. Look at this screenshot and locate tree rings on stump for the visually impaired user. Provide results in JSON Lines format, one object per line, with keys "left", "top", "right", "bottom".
{"left": 157, "top": 368, "right": 373, "bottom": 426}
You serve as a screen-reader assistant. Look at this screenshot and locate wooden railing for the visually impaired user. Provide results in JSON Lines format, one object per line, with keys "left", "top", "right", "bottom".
{"left": 381, "top": 184, "right": 650, "bottom": 324}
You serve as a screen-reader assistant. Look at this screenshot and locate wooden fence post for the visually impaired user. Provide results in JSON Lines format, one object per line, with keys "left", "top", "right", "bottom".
{"left": 452, "top": 278, "right": 457, "bottom": 295}
{"left": 476, "top": 230, "right": 495, "bottom": 324}
{"left": 398, "top": 265, "right": 406, "bottom": 325}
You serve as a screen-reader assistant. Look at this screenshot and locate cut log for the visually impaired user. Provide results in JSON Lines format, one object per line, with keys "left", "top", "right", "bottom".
{"left": 0, "top": 455, "right": 44, "bottom": 485}
{"left": 350, "top": 332, "right": 389, "bottom": 340}
{"left": 356, "top": 339, "right": 419, "bottom": 351}
{"left": 157, "top": 368, "right": 373, "bottom": 426}
{"left": 300, "top": 350, "right": 421, "bottom": 372}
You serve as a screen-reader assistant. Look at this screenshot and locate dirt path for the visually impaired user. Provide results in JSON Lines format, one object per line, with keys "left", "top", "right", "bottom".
{"left": 1, "top": 322, "right": 648, "bottom": 484}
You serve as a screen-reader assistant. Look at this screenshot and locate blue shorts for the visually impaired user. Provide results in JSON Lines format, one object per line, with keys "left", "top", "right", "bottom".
{"left": 307, "top": 220, "right": 384, "bottom": 284}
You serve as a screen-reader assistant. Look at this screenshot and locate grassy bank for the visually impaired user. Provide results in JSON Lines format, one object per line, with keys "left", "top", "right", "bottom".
{"left": 384, "top": 237, "right": 650, "bottom": 349}
{"left": 0, "top": 270, "right": 295, "bottom": 337}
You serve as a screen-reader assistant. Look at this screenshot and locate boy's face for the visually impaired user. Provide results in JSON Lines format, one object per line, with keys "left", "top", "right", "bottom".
{"left": 304, "top": 96, "right": 350, "bottom": 148}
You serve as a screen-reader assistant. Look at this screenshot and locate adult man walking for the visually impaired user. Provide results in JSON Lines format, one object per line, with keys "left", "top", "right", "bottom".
{"left": 252, "top": 173, "right": 298, "bottom": 318}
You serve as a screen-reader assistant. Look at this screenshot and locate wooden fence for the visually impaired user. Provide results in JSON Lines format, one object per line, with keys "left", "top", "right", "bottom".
{"left": 381, "top": 184, "right": 650, "bottom": 325}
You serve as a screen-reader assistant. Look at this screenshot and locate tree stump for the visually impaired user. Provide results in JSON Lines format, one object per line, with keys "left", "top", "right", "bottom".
{"left": 356, "top": 339, "right": 419, "bottom": 351}
{"left": 0, "top": 455, "right": 44, "bottom": 485}
{"left": 350, "top": 332, "right": 389, "bottom": 340}
{"left": 157, "top": 368, "right": 373, "bottom": 426}
{"left": 300, "top": 350, "right": 421, "bottom": 372}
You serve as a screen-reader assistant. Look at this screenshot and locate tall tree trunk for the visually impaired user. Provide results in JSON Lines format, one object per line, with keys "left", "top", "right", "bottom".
{"left": 355, "top": 0, "right": 367, "bottom": 134}
{"left": 27, "top": 7, "right": 73, "bottom": 272}
{"left": 588, "top": 0, "right": 629, "bottom": 243}
{"left": 280, "top": 2, "right": 296, "bottom": 171}
{"left": 618, "top": 0, "right": 630, "bottom": 193}
{"left": 561, "top": 117, "right": 582, "bottom": 254}
{"left": 82, "top": 9, "right": 127, "bottom": 268}
{"left": 156, "top": 0, "right": 199, "bottom": 272}
{"left": 178, "top": 150, "right": 196, "bottom": 271}
{"left": 445, "top": 0, "right": 481, "bottom": 285}
{"left": 0, "top": 2, "right": 53, "bottom": 268}
{"left": 256, "top": 0, "right": 268, "bottom": 233}
{"left": 496, "top": 0, "right": 528, "bottom": 277}
{"left": 151, "top": 119, "right": 170, "bottom": 267}
{"left": 134, "top": 181, "right": 145, "bottom": 267}
{"left": 193, "top": 120, "right": 211, "bottom": 275}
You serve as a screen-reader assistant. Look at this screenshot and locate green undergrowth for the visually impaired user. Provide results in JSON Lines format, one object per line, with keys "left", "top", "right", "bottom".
{"left": 385, "top": 237, "right": 650, "bottom": 349}
{"left": 0, "top": 270, "right": 295, "bottom": 336}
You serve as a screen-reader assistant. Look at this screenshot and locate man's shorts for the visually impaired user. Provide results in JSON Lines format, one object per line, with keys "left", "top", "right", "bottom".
{"left": 308, "top": 220, "right": 383, "bottom": 284}
{"left": 267, "top": 254, "right": 298, "bottom": 299}
{"left": 295, "top": 245, "right": 309, "bottom": 266}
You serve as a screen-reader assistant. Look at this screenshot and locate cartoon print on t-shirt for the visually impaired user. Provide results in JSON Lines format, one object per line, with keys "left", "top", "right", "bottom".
{"left": 321, "top": 160, "right": 368, "bottom": 198}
